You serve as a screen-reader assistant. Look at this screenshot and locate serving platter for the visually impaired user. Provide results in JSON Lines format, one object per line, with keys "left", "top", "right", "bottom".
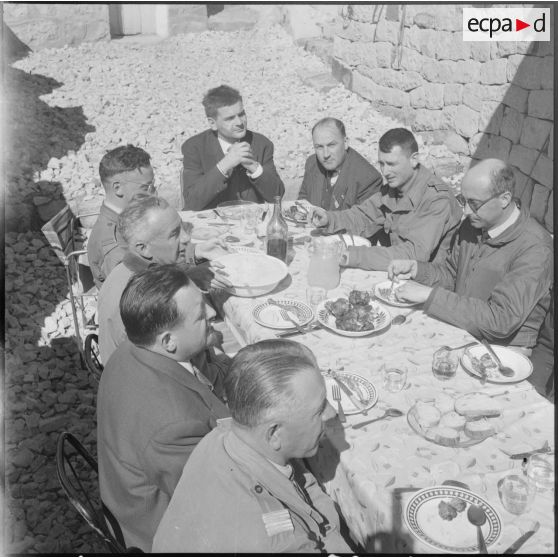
{"left": 374, "top": 280, "right": 421, "bottom": 308}
{"left": 461, "top": 344, "right": 533, "bottom": 384}
{"left": 316, "top": 298, "right": 391, "bottom": 337}
{"left": 253, "top": 299, "right": 313, "bottom": 330}
{"left": 404, "top": 486, "right": 502, "bottom": 553}
{"left": 322, "top": 372, "right": 378, "bottom": 414}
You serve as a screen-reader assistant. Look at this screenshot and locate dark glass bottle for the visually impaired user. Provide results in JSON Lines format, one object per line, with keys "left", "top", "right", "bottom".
{"left": 266, "top": 196, "right": 288, "bottom": 262}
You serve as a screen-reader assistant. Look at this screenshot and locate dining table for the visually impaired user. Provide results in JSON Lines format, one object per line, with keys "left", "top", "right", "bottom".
{"left": 180, "top": 203, "right": 555, "bottom": 554}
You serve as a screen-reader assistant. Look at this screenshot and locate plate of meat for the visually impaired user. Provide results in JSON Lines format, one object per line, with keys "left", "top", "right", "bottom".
{"left": 316, "top": 290, "right": 391, "bottom": 337}
{"left": 374, "top": 280, "right": 422, "bottom": 308}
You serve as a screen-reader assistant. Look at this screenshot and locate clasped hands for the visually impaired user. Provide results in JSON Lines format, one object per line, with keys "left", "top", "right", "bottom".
{"left": 387, "top": 260, "right": 432, "bottom": 303}
{"left": 220, "top": 142, "right": 259, "bottom": 175}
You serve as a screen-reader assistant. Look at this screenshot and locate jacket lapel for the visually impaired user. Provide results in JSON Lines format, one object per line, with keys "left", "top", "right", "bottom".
{"left": 331, "top": 149, "right": 352, "bottom": 209}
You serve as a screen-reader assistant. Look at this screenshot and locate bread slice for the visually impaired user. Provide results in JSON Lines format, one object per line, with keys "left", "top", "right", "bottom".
{"left": 439, "top": 411, "right": 466, "bottom": 431}
{"left": 454, "top": 393, "right": 502, "bottom": 418}
{"left": 414, "top": 401, "right": 441, "bottom": 429}
{"left": 435, "top": 393, "right": 455, "bottom": 414}
{"left": 427, "top": 426, "right": 461, "bottom": 446}
{"left": 464, "top": 418, "right": 496, "bottom": 440}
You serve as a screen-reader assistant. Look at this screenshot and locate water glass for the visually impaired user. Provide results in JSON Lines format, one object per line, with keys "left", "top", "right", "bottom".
{"left": 526, "top": 452, "right": 554, "bottom": 492}
{"left": 382, "top": 362, "right": 408, "bottom": 393}
{"left": 240, "top": 204, "right": 260, "bottom": 234}
{"left": 498, "top": 474, "right": 535, "bottom": 515}
{"left": 306, "top": 286, "right": 327, "bottom": 312}
{"left": 432, "top": 348, "right": 458, "bottom": 381}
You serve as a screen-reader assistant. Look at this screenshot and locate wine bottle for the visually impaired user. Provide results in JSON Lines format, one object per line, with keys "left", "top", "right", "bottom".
{"left": 266, "top": 196, "right": 288, "bottom": 262}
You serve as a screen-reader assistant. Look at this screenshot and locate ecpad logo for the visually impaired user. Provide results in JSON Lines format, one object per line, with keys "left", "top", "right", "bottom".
{"left": 463, "top": 8, "right": 550, "bottom": 41}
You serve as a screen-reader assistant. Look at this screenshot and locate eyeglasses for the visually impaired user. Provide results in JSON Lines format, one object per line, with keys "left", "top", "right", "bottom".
{"left": 455, "top": 192, "right": 501, "bottom": 213}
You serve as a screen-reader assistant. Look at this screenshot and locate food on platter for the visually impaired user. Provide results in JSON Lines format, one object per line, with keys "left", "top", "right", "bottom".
{"left": 438, "top": 497, "right": 467, "bottom": 521}
{"left": 225, "top": 235, "right": 241, "bottom": 243}
{"left": 470, "top": 352, "right": 500, "bottom": 377}
{"left": 464, "top": 418, "right": 497, "bottom": 440}
{"left": 454, "top": 393, "right": 502, "bottom": 418}
{"left": 448, "top": 497, "right": 467, "bottom": 512}
{"left": 377, "top": 286, "right": 399, "bottom": 304}
{"left": 427, "top": 426, "right": 461, "bottom": 446}
{"left": 439, "top": 411, "right": 466, "bottom": 431}
{"left": 283, "top": 205, "right": 307, "bottom": 223}
{"left": 414, "top": 401, "right": 441, "bottom": 429}
{"left": 324, "top": 290, "right": 379, "bottom": 332}
{"left": 435, "top": 393, "right": 456, "bottom": 414}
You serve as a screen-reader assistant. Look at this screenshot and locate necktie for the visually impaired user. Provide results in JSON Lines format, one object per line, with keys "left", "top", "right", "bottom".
{"left": 192, "top": 364, "right": 214, "bottom": 391}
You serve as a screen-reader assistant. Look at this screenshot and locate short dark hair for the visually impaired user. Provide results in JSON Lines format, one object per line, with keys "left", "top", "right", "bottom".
{"left": 98, "top": 145, "right": 151, "bottom": 186}
{"left": 225, "top": 339, "right": 318, "bottom": 427}
{"left": 489, "top": 164, "right": 516, "bottom": 196}
{"left": 120, "top": 264, "right": 192, "bottom": 347}
{"left": 202, "top": 85, "right": 243, "bottom": 118}
{"left": 379, "top": 128, "right": 418, "bottom": 156}
{"left": 117, "top": 194, "right": 170, "bottom": 245}
{"left": 312, "top": 117, "right": 346, "bottom": 138}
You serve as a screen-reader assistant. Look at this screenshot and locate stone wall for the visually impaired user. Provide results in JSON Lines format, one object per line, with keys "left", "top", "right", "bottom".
{"left": 332, "top": 4, "right": 554, "bottom": 231}
{"left": 3, "top": 3, "right": 110, "bottom": 50}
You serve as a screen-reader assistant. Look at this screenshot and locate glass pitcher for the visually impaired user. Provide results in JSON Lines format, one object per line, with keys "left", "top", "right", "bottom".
{"left": 307, "top": 237, "right": 343, "bottom": 290}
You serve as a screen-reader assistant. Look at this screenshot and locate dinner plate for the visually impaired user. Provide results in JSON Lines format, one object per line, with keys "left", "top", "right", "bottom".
{"left": 404, "top": 486, "right": 502, "bottom": 553}
{"left": 374, "top": 280, "right": 421, "bottom": 308}
{"left": 461, "top": 344, "right": 533, "bottom": 384}
{"left": 322, "top": 372, "right": 378, "bottom": 414}
{"left": 252, "top": 299, "right": 313, "bottom": 330}
{"left": 191, "top": 227, "right": 221, "bottom": 241}
{"left": 316, "top": 299, "right": 391, "bottom": 337}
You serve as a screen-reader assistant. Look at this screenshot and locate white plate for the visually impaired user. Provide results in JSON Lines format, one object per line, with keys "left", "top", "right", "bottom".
{"left": 191, "top": 227, "right": 221, "bottom": 241}
{"left": 316, "top": 298, "right": 391, "bottom": 337}
{"left": 461, "top": 344, "right": 533, "bottom": 384}
{"left": 374, "top": 280, "right": 422, "bottom": 308}
{"left": 404, "top": 486, "right": 502, "bottom": 553}
{"left": 322, "top": 372, "right": 378, "bottom": 414}
{"left": 253, "top": 299, "right": 313, "bottom": 330}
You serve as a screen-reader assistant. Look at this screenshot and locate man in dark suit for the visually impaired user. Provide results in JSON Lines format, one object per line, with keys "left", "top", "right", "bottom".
{"left": 298, "top": 117, "right": 382, "bottom": 211}
{"left": 97, "top": 265, "right": 230, "bottom": 552}
{"left": 181, "top": 84, "right": 284, "bottom": 210}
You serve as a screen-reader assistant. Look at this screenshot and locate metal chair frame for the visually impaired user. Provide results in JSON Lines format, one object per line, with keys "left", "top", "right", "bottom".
{"left": 56, "top": 432, "right": 127, "bottom": 554}
{"left": 41, "top": 205, "right": 99, "bottom": 359}
{"left": 84, "top": 332, "right": 104, "bottom": 383}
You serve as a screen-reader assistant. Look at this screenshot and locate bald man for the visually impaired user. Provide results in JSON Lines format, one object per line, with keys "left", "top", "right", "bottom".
{"left": 387, "top": 158, "right": 553, "bottom": 351}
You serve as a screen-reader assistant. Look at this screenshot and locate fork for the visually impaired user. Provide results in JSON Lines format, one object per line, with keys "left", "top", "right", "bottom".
{"left": 279, "top": 309, "right": 305, "bottom": 334}
{"left": 332, "top": 384, "right": 346, "bottom": 423}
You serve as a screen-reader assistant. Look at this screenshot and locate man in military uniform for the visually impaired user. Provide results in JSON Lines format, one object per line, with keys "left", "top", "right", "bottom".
{"left": 153, "top": 339, "right": 353, "bottom": 554}
{"left": 310, "top": 128, "right": 462, "bottom": 271}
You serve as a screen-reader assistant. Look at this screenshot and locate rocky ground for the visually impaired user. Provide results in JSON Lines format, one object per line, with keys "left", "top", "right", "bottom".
{"left": 4, "top": 26, "right": 461, "bottom": 554}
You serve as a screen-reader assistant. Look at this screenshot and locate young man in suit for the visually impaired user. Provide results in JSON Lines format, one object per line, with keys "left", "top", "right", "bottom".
{"left": 298, "top": 117, "right": 382, "bottom": 211}
{"left": 181, "top": 84, "right": 284, "bottom": 210}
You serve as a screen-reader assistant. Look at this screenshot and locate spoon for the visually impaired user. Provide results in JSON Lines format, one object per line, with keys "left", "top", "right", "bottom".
{"left": 480, "top": 339, "right": 514, "bottom": 377}
{"left": 467, "top": 505, "right": 488, "bottom": 554}
{"left": 439, "top": 341, "right": 477, "bottom": 352}
{"left": 352, "top": 408, "right": 403, "bottom": 429}
{"left": 392, "top": 309, "right": 418, "bottom": 326}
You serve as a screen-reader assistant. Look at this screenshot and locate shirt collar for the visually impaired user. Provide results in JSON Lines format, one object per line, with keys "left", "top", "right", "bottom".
{"left": 487, "top": 204, "right": 520, "bottom": 238}
{"left": 217, "top": 135, "right": 235, "bottom": 154}
{"left": 103, "top": 199, "right": 122, "bottom": 214}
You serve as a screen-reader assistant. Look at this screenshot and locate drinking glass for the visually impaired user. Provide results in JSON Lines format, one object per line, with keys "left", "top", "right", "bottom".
{"left": 498, "top": 474, "right": 535, "bottom": 515}
{"left": 526, "top": 452, "right": 554, "bottom": 492}
{"left": 382, "top": 362, "right": 408, "bottom": 393}
{"left": 240, "top": 204, "right": 260, "bottom": 234}
{"left": 432, "top": 348, "right": 458, "bottom": 381}
{"left": 306, "top": 286, "right": 327, "bottom": 312}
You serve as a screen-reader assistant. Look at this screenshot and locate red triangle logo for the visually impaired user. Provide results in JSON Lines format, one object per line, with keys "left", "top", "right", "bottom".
{"left": 516, "top": 18, "right": 530, "bottom": 31}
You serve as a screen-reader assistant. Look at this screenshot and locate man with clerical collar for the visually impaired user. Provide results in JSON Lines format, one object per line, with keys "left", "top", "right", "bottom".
{"left": 181, "top": 84, "right": 284, "bottom": 210}
{"left": 97, "top": 265, "right": 230, "bottom": 552}
{"left": 97, "top": 194, "right": 229, "bottom": 363}
{"left": 388, "top": 158, "right": 553, "bottom": 352}
{"left": 310, "top": 128, "right": 462, "bottom": 271}
{"left": 87, "top": 145, "right": 155, "bottom": 287}
{"left": 298, "top": 117, "right": 382, "bottom": 211}
{"left": 153, "top": 339, "right": 353, "bottom": 554}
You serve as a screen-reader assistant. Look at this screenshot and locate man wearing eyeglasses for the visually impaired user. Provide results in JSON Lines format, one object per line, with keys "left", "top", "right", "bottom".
{"left": 310, "top": 128, "right": 462, "bottom": 271}
{"left": 388, "top": 158, "right": 553, "bottom": 351}
{"left": 88, "top": 145, "right": 156, "bottom": 287}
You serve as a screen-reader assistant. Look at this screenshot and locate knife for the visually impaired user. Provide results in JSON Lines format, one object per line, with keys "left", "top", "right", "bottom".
{"left": 503, "top": 521, "right": 539, "bottom": 554}
{"left": 277, "top": 322, "right": 322, "bottom": 338}
{"left": 331, "top": 376, "right": 367, "bottom": 411}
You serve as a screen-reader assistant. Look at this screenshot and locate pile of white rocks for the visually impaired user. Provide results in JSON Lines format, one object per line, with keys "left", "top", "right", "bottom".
{"left": 5, "top": 25, "right": 461, "bottom": 554}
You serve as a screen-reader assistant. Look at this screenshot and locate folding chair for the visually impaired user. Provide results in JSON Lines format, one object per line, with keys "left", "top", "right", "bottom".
{"left": 41, "top": 205, "right": 99, "bottom": 361}
{"left": 84, "top": 333, "right": 103, "bottom": 383}
{"left": 56, "top": 432, "right": 142, "bottom": 554}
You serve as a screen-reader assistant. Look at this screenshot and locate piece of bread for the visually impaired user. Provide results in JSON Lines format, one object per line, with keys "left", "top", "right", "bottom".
{"left": 427, "top": 426, "right": 461, "bottom": 446}
{"left": 464, "top": 418, "right": 496, "bottom": 440}
{"left": 435, "top": 393, "right": 455, "bottom": 414}
{"left": 439, "top": 411, "right": 466, "bottom": 431}
{"left": 414, "top": 401, "right": 441, "bottom": 429}
{"left": 454, "top": 393, "right": 502, "bottom": 418}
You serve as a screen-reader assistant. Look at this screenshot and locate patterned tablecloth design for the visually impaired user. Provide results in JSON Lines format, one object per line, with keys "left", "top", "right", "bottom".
{"left": 181, "top": 208, "right": 555, "bottom": 554}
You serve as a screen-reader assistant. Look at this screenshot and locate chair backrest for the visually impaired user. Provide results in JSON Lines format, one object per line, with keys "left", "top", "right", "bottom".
{"left": 41, "top": 205, "right": 77, "bottom": 263}
{"left": 84, "top": 333, "right": 104, "bottom": 383}
{"left": 56, "top": 432, "right": 127, "bottom": 554}
{"left": 179, "top": 167, "right": 185, "bottom": 210}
